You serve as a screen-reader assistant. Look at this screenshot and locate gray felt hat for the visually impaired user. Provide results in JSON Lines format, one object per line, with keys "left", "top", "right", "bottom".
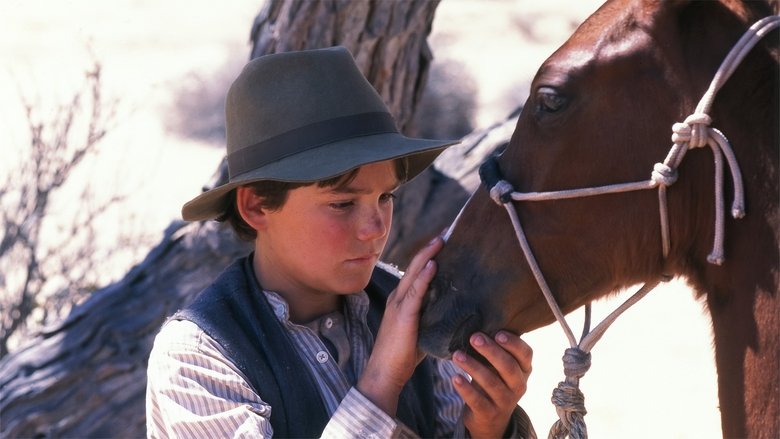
{"left": 182, "top": 46, "right": 458, "bottom": 221}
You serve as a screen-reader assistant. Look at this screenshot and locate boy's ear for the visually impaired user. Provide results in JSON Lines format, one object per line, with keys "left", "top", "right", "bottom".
{"left": 236, "top": 186, "right": 267, "bottom": 231}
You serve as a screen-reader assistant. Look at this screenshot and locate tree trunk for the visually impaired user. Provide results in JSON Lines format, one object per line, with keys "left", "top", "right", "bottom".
{"left": 0, "top": 1, "right": 516, "bottom": 437}
{"left": 249, "top": 0, "right": 439, "bottom": 129}
{"left": 0, "top": 221, "right": 251, "bottom": 437}
{"left": 385, "top": 113, "right": 519, "bottom": 268}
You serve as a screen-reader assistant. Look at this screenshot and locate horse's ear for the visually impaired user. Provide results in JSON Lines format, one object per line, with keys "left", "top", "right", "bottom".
{"left": 642, "top": 0, "right": 694, "bottom": 27}
{"left": 644, "top": 0, "right": 691, "bottom": 15}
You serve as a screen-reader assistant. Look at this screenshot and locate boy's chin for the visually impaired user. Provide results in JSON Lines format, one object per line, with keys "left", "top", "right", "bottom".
{"left": 336, "top": 272, "right": 374, "bottom": 295}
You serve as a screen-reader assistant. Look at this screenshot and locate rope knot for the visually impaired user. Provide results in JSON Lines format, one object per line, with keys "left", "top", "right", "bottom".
{"left": 549, "top": 380, "right": 588, "bottom": 439}
{"left": 549, "top": 349, "right": 590, "bottom": 438}
{"left": 489, "top": 180, "right": 514, "bottom": 205}
{"left": 671, "top": 113, "right": 712, "bottom": 148}
{"left": 651, "top": 162, "right": 678, "bottom": 187}
{"left": 562, "top": 347, "right": 592, "bottom": 379}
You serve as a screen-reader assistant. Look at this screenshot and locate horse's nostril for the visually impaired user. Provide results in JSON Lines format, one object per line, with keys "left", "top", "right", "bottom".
{"left": 421, "top": 279, "right": 441, "bottom": 313}
{"left": 426, "top": 286, "right": 437, "bottom": 305}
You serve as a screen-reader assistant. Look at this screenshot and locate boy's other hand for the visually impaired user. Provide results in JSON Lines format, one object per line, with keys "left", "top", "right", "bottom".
{"left": 356, "top": 236, "right": 444, "bottom": 415}
{"left": 452, "top": 331, "right": 533, "bottom": 439}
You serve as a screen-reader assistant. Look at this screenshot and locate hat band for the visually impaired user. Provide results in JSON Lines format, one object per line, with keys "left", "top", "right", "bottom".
{"left": 227, "top": 111, "right": 399, "bottom": 179}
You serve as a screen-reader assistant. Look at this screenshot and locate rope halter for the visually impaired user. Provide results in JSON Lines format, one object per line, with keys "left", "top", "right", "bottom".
{"left": 448, "top": 14, "right": 779, "bottom": 439}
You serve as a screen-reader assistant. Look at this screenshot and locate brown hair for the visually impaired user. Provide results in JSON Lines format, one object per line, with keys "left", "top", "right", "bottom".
{"left": 218, "top": 159, "right": 409, "bottom": 241}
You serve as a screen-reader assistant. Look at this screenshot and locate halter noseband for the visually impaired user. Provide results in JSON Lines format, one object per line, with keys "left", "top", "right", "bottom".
{"left": 450, "top": 15, "right": 779, "bottom": 439}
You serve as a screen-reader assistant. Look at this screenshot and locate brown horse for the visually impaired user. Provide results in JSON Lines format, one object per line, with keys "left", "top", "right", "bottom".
{"left": 418, "top": 1, "right": 779, "bottom": 437}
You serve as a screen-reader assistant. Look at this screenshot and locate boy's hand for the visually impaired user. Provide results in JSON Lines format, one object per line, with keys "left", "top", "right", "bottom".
{"left": 452, "top": 331, "right": 533, "bottom": 439}
{"left": 356, "top": 236, "right": 443, "bottom": 415}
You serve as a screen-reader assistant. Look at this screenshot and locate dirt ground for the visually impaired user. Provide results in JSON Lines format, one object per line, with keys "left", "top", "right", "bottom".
{"left": 1, "top": 0, "right": 722, "bottom": 437}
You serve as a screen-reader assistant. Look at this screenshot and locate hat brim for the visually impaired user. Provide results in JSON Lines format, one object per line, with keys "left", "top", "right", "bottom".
{"left": 182, "top": 132, "right": 458, "bottom": 221}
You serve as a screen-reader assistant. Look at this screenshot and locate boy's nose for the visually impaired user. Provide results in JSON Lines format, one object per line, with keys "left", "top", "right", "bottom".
{"left": 357, "top": 208, "right": 389, "bottom": 241}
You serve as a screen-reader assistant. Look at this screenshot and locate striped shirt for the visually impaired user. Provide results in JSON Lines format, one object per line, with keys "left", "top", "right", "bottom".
{"left": 146, "top": 289, "right": 465, "bottom": 438}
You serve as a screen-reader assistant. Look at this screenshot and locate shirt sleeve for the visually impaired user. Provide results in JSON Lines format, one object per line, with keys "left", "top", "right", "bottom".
{"left": 322, "top": 388, "right": 419, "bottom": 439}
{"left": 503, "top": 406, "right": 537, "bottom": 439}
{"left": 321, "top": 358, "right": 472, "bottom": 439}
{"left": 146, "top": 320, "right": 274, "bottom": 439}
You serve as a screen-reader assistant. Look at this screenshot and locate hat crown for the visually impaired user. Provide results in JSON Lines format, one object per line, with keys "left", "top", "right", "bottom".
{"left": 181, "top": 46, "right": 456, "bottom": 222}
{"left": 225, "top": 46, "right": 390, "bottom": 157}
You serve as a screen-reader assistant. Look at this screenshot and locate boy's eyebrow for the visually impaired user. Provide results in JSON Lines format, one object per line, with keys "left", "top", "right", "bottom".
{"left": 328, "top": 182, "right": 400, "bottom": 195}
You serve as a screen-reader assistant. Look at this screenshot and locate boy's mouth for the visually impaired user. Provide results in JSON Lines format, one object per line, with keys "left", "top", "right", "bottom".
{"left": 346, "top": 253, "right": 379, "bottom": 264}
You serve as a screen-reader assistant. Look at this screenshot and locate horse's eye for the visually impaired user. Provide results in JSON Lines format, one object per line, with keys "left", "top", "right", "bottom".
{"left": 536, "top": 87, "right": 567, "bottom": 113}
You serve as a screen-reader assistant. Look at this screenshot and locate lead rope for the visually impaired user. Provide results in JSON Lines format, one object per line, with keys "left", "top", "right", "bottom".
{"left": 471, "top": 15, "right": 778, "bottom": 439}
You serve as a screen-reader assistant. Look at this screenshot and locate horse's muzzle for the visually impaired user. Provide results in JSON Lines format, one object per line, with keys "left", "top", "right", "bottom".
{"left": 418, "top": 291, "right": 484, "bottom": 360}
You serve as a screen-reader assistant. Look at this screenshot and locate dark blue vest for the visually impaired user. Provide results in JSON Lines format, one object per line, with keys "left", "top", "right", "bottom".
{"left": 174, "top": 256, "right": 436, "bottom": 438}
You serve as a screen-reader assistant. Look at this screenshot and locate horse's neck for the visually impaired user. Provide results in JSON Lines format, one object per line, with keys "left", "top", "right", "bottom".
{"left": 705, "top": 259, "right": 779, "bottom": 438}
{"left": 671, "top": 11, "right": 780, "bottom": 435}
{"left": 701, "top": 28, "right": 779, "bottom": 437}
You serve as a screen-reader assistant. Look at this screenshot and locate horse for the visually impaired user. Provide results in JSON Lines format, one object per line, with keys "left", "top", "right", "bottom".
{"left": 417, "top": 1, "right": 779, "bottom": 438}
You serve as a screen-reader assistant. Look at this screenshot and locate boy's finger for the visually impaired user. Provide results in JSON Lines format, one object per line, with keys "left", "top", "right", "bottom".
{"left": 454, "top": 344, "right": 507, "bottom": 403}
{"left": 495, "top": 332, "right": 533, "bottom": 374}
{"left": 396, "top": 236, "right": 443, "bottom": 293}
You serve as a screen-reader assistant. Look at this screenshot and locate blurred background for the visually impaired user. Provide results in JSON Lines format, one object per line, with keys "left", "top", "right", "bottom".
{"left": 0, "top": 0, "right": 721, "bottom": 437}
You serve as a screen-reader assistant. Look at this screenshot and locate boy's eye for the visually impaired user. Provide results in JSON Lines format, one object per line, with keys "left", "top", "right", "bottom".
{"left": 329, "top": 201, "right": 354, "bottom": 210}
{"left": 380, "top": 193, "right": 397, "bottom": 203}
{"left": 328, "top": 193, "right": 395, "bottom": 210}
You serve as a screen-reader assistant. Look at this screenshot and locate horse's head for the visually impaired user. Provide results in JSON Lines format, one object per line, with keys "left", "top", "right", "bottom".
{"left": 418, "top": 0, "right": 778, "bottom": 358}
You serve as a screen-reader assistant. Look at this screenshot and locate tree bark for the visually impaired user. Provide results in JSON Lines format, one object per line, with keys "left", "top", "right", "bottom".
{"left": 0, "top": 221, "right": 251, "bottom": 437}
{"left": 249, "top": 0, "right": 439, "bottom": 129}
{"left": 385, "top": 113, "right": 519, "bottom": 268}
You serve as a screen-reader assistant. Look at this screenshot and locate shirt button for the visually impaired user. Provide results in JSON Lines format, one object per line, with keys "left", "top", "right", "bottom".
{"left": 316, "top": 350, "right": 329, "bottom": 363}
{"left": 324, "top": 317, "right": 334, "bottom": 329}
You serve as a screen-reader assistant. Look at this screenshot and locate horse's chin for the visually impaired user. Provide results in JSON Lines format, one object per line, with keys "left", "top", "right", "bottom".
{"left": 418, "top": 305, "right": 484, "bottom": 360}
{"left": 417, "top": 330, "right": 453, "bottom": 360}
{"left": 447, "top": 313, "right": 483, "bottom": 352}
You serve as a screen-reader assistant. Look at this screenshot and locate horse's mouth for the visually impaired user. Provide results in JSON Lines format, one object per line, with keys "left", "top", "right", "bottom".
{"left": 447, "top": 313, "right": 483, "bottom": 354}
{"left": 418, "top": 306, "right": 484, "bottom": 360}
{"left": 418, "top": 275, "right": 490, "bottom": 360}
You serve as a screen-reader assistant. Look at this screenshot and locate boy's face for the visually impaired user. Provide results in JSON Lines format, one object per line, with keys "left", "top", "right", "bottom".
{"left": 256, "top": 160, "right": 399, "bottom": 302}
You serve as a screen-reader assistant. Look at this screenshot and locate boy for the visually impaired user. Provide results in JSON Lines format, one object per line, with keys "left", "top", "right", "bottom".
{"left": 146, "top": 46, "right": 535, "bottom": 438}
